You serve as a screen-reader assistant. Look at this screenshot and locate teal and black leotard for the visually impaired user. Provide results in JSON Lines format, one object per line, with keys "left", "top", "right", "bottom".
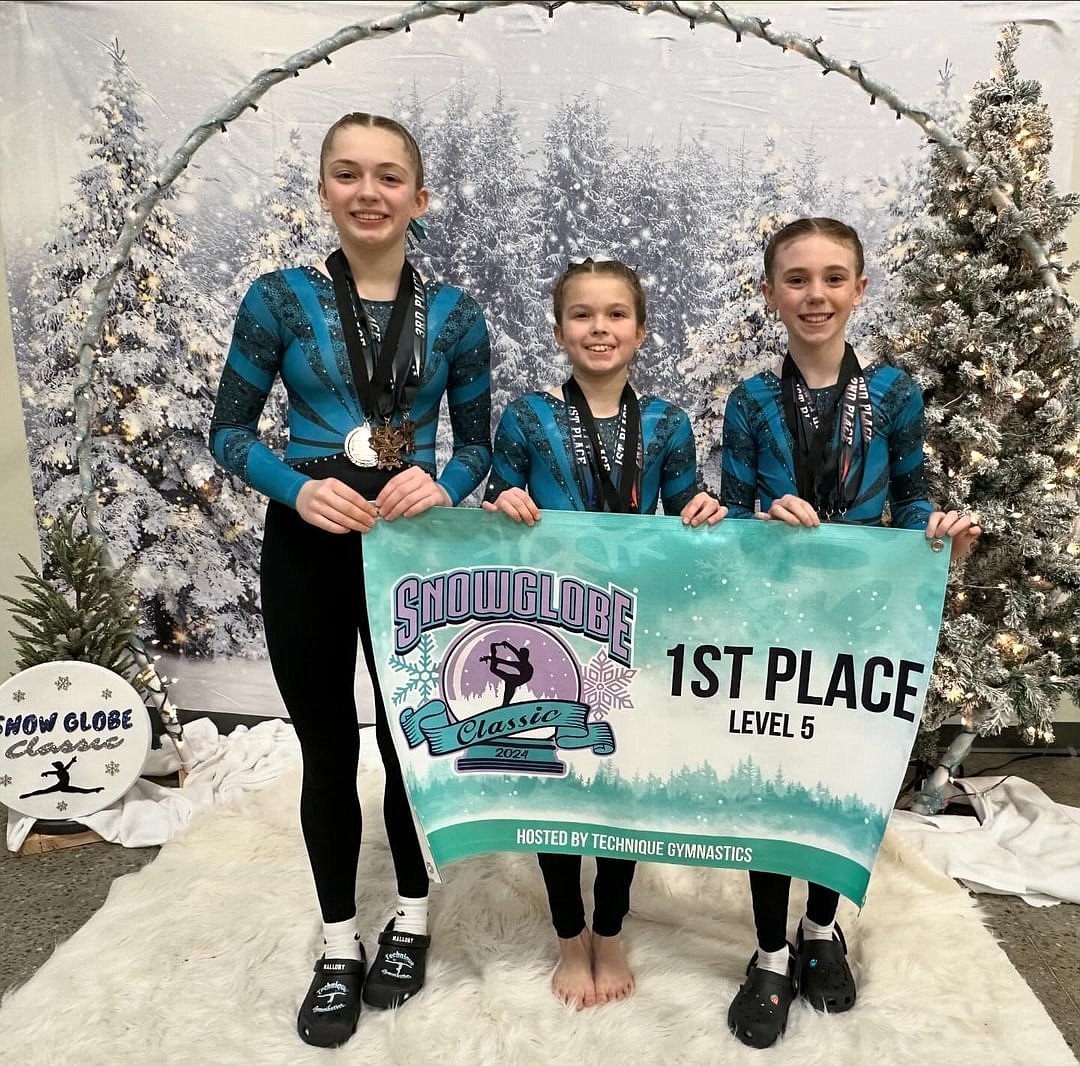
{"left": 484, "top": 385, "right": 704, "bottom": 940}
{"left": 207, "top": 264, "right": 491, "bottom": 923}
{"left": 484, "top": 389, "right": 700, "bottom": 515}
{"left": 209, "top": 266, "right": 491, "bottom": 506}
{"left": 719, "top": 356, "right": 933, "bottom": 955}
{"left": 720, "top": 360, "right": 933, "bottom": 529}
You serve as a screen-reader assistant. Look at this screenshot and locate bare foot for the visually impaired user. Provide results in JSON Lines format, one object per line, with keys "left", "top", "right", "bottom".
{"left": 591, "top": 932, "right": 634, "bottom": 1005}
{"left": 551, "top": 930, "right": 596, "bottom": 1010}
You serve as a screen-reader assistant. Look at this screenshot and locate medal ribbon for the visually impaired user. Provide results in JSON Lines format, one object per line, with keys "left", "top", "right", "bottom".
{"left": 563, "top": 377, "right": 642, "bottom": 514}
{"left": 325, "top": 248, "right": 426, "bottom": 424}
{"left": 781, "top": 342, "right": 873, "bottom": 517}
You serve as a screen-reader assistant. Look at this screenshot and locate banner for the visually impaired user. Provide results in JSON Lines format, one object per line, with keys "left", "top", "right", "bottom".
{"left": 364, "top": 509, "right": 949, "bottom": 905}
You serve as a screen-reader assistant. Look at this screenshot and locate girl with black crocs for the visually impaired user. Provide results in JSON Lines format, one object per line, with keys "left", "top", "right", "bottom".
{"left": 483, "top": 257, "right": 725, "bottom": 1010}
{"left": 209, "top": 113, "right": 491, "bottom": 1047}
{"left": 719, "top": 217, "right": 980, "bottom": 1049}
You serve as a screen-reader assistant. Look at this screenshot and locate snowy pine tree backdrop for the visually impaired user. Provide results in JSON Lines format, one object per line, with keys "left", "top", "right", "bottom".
{"left": 871, "top": 24, "right": 1080, "bottom": 746}
{"left": 18, "top": 41, "right": 263, "bottom": 657}
{"left": 2, "top": 3, "right": 1078, "bottom": 740}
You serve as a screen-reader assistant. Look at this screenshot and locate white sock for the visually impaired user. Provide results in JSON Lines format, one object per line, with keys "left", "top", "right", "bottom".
{"left": 322, "top": 917, "right": 363, "bottom": 961}
{"left": 756, "top": 944, "right": 790, "bottom": 976}
{"left": 393, "top": 894, "right": 429, "bottom": 936}
{"left": 800, "top": 915, "right": 836, "bottom": 942}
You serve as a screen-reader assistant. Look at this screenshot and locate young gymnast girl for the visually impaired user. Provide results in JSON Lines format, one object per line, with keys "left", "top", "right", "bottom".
{"left": 483, "top": 256, "right": 725, "bottom": 1009}
{"left": 720, "top": 217, "right": 980, "bottom": 1049}
{"left": 209, "top": 113, "right": 491, "bottom": 1048}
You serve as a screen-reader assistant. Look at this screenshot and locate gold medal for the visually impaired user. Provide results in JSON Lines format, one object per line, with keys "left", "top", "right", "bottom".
{"left": 344, "top": 425, "right": 378, "bottom": 468}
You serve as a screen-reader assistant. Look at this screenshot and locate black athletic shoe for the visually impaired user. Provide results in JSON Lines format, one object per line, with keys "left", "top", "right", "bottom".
{"left": 362, "top": 919, "right": 431, "bottom": 1009}
{"left": 296, "top": 952, "right": 366, "bottom": 1048}
{"left": 796, "top": 923, "right": 857, "bottom": 1013}
{"left": 727, "top": 946, "right": 799, "bottom": 1050}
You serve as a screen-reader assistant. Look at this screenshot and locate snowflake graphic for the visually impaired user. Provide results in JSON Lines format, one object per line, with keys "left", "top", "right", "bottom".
{"left": 56, "top": 801, "right": 68, "bottom": 813}
{"left": 101, "top": 688, "right": 112, "bottom": 699}
{"left": 12, "top": 690, "right": 26, "bottom": 703}
{"left": 388, "top": 633, "right": 441, "bottom": 707}
{"left": 54, "top": 675, "right": 71, "bottom": 692}
{"left": 581, "top": 649, "right": 637, "bottom": 719}
{"left": 105, "top": 761, "right": 120, "bottom": 776}
{"left": 0, "top": 775, "right": 11, "bottom": 788}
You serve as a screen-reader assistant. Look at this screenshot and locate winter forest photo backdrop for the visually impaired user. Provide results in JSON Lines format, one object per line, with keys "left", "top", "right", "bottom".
{"left": 2, "top": 2, "right": 1079, "bottom": 736}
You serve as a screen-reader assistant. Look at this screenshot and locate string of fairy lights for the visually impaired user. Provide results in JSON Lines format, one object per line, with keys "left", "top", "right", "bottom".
{"left": 62, "top": 0, "right": 1075, "bottom": 727}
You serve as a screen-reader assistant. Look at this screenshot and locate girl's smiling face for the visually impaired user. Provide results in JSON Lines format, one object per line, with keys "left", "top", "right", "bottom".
{"left": 318, "top": 124, "right": 428, "bottom": 252}
{"left": 762, "top": 234, "right": 867, "bottom": 357}
{"left": 554, "top": 275, "right": 647, "bottom": 382}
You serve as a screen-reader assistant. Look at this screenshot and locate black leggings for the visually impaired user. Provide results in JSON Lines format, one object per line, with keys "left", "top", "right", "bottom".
{"left": 537, "top": 854, "right": 636, "bottom": 938}
{"left": 749, "top": 872, "right": 839, "bottom": 952}
{"left": 261, "top": 478, "right": 428, "bottom": 924}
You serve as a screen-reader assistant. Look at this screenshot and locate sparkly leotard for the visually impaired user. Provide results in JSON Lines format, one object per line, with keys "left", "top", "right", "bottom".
{"left": 720, "top": 361, "right": 933, "bottom": 528}
{"left": 209, "top": 266, "right": 491, "bottom": 506}
{"left": 484, "top": 390, "right": 701, "bottom": 515}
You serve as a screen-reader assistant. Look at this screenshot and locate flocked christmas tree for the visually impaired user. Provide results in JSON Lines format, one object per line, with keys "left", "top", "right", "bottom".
{"left": 872, "top": 24, "right": 1080, "bottom": 746}
{"left": 866, "top": 62, "right": 968, "bottom": 342}
{"left": 21, "top": 41, "right": 262, "bottom": 657}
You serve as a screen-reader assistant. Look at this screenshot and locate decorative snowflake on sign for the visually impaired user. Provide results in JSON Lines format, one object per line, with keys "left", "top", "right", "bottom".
{"left": 105, "top": 761, "right": 120, "bottom": 776}
{"left": 54, "top": 675, "right": 71, "bottom": 692}
{"left": 12, "top": 690, "right": 25, "bottom": 703}
{"left": 0, "top": 775, "right": 11, "bottom": 787}
{"left": 101, "top": 689, "right": 112, "bottom": 699}
{"left": 582, "top": 649, "right": 637, "bottom": 719}
{"left": 56, "top": 801, "right": 68, "bottom": 813}
{"left": 388, "top": 633, "right": 441, "bottom": 707}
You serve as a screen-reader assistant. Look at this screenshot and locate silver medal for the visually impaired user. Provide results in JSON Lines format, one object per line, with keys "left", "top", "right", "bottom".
{"left": 344, "top": 425, "right": 378, "bottom": 468}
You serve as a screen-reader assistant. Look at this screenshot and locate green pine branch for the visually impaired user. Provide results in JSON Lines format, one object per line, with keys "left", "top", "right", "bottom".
{"left": 0, "top": 511, "right": 147, "bottom": 693}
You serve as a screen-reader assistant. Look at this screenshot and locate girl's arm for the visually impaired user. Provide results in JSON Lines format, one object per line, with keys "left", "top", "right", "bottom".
{"left": 208, "top": 278, "right": 310, "bottom": 509}
{"left": 377, "top": 294, "right": 492, "bottom": 521}
{"left": 886, "top": 374, "right": 979, "bottom": 561}
{"left": 659, "top": 408, "right": 725, "bottom": 526}
{"left": 436, "top": 295, "right": 493, "bottom": 505}
{"left": 719, "top": 386, "right": 759, "bottom": 519}
{"left": 482, "top": 406, "right": 541, "bottom": 525}
{"left": 885, "top": 374, "right": 935, "bottom": 531}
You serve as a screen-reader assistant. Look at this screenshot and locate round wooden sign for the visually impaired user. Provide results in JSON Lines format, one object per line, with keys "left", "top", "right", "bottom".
{"left": 0, "top": 661, "right": 152, "bottom": 821}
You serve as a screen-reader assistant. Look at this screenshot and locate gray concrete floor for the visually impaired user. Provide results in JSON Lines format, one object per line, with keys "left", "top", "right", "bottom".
{"left": 0, "top": 748, "right": 1077, "bottom": 1059}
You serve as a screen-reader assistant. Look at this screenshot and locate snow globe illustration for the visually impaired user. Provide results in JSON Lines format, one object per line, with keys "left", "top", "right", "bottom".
{"left": 440, "top": 621, "right": 583, "bottom": 776}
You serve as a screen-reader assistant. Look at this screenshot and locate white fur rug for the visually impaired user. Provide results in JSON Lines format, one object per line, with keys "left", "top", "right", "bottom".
{"left": 0, "top": 765, "right": 1073, "bottom": 1066}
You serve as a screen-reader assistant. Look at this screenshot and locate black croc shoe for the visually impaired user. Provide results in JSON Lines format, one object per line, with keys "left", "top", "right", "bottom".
{"left": 727, "top": 947, "right": 799, "bottom": 1050}
{"left": 297, "top": 950, "right": 366, "bottom": 1048}
{"left": 362, "top": 920, "right": 431, "bottom": 1009}
{"left": 796, "top": 923, "right": 857, "bottom": 1013}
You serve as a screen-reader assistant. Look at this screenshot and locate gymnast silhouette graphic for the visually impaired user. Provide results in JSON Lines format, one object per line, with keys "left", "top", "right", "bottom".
{"left": 480, "top": 641, "right": 534, "bottom": 707}
{"left": 19, "top": 756, "right": 105, "bottom": 799}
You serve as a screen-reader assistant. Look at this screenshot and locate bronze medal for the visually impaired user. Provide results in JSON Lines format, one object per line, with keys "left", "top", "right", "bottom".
{"left": 371, "top": 423, "right": 406, "bottom": 470}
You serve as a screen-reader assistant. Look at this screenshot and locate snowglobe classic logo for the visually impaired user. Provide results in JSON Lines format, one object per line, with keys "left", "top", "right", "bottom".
{"left": 390, "top": 567, "right": 638, "bottom": 776}
{"left": 0, "top": 660, "right": 151, "bottom": 820}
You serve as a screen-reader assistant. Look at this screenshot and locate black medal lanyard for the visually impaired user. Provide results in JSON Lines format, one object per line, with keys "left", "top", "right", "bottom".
{"left": 325, "top": 248, "right": 426, "bottom": 434}
{"left": 781, "top": 342, "right": 873, "bottom": 519}
{"left": 563, "top": 377, "right": 642, "bottom": 514}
